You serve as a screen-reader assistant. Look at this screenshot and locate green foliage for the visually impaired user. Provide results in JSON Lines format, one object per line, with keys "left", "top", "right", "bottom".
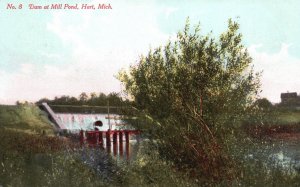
{"left": 119, "top": 19, "right": 260, "bottom": 128}
{"left": 36, "top": 92, "right": 127, "bottom": 107}
{"left": 0, "top": 105, "right": 54, "bottom": 134}
{"left": 230, "top": 136, "right": 300, "bottom": 187}
{"left": 255, "top": 98, "right": 273, "bottom": 110}
{"left": 0, "top": 128, "right": 66, "bottom": 155}
{"left": 0, "top": 127, "right": 299, "bottom": 186}
{"left": 276, "top": 111, "right": 300, "bottom": 125}
{"left": 0, "top": 128, "right": 109, "bottom": 187}
{"left": 118, "top": 19, "right": 261, "bottom": 180}
{"left": 0, "top": 128, "right": 194, "bottom": 187}
{"left": 36, "top": 92, "right": 130, "bottom": 113}
{"left": 118, "top": 143, "right": 197, "bottom": 187}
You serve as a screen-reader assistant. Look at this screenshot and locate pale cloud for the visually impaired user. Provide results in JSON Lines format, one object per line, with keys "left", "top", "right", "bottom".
{"left": 0, "top": 1, "right": 169, "bottom": 104}
{"left": 39, "top": 51, "right": 62, "bottom": 60}
{"left": 2, "top": 1, "right": 299, "bottom": 105}
{"left": 249, "top": 43, "right": 300, "bottom": 103}
{"left": 164, "top": 7, "right": 178, "bottom": 19}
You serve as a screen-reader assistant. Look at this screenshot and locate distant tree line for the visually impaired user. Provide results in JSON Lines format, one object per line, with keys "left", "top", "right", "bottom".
{"left": 35, "top": 92, "right": 129, "bottom": 106}
{"left": 34, "top": 92, "right": 130, "bottom": 113}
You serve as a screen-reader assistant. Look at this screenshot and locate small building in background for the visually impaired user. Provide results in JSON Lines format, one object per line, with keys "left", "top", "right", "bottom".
{"left": 280, "top": 92, "right": 300, "bottom": 107}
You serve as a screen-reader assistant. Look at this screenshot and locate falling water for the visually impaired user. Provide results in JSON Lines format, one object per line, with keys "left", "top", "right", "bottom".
{"left": 55, "top": 113, "right": 123, "bottom": 130}
{"left": 55, "top": 113, "right": 140, "bottom": 162}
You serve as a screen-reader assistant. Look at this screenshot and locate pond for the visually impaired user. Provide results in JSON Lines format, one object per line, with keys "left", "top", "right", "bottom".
{"left": 268, "top": 140, "right": 300, "bottom": 171}
{"left": 244, "top": 139, "right": 300, "bottom": 173}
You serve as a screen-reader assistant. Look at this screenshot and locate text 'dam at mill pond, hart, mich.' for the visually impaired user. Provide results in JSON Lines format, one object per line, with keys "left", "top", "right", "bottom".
{"left": 6, "top": 3, "right": 112, "bottom": 10}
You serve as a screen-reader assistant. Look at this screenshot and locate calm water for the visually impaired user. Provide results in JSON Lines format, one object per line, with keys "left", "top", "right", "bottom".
{"left": 245, "top": 140, "right": 300, "bottom": 173}
{"left": 268, "top": 141, "right": 300, "bottom": 171}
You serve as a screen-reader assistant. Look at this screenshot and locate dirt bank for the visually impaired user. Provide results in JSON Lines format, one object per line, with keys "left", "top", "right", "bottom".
{"left": 244, "top": 124, "right": 300, "bottom": 141}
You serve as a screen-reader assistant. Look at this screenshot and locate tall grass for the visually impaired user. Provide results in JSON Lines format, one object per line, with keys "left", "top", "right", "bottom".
{"left": 0, "top": 104, "right": 54, "bottom": 135}
{"left": 1, "top": 127, "right": 300, "bottom": 186}
{"left": 0, "top": 128, "right": 112, "bottom": 186}
{"left": 230, "top": 134, "right": 300, "bottom": 186}
{"left": 1, "top": 105, "right": 299, "bottom": 186}
{"left": 277, "top": 110, "right": 300, "bottom": 125}
{"left": 0, "top": 128, "right": 195, "bottom": 187}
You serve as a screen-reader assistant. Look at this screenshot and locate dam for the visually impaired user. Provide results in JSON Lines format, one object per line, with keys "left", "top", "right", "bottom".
{"left": 40, "top": 102, "right": 140, "bottom": 158}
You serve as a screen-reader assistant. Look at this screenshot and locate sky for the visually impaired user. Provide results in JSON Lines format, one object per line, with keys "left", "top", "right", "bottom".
{"left": 0, "top": 0, "right": 300, "bottom": 104}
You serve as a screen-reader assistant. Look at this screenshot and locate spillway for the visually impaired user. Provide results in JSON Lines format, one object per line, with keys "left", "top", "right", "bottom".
{"left": 55, "top": 113, "right": 122, "bottom": 130}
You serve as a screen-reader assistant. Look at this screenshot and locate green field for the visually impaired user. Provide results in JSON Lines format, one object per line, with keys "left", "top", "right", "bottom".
{"left": 0, "top": 104, "right": 54, "bottom": 135}
{"left": 277, "top": 110, "right": 300, "bottom": 124}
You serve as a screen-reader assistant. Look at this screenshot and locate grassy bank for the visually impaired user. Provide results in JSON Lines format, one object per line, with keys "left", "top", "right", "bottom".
{"left": 0, "top": 128, "right": 108, "bottom": 186}
{"left": 0, "top": 128, "right": 195, "bottom": 187}
{"left": 0, "top": 105, "right": 193, "bottom": 186}
{"left": 243, "top": 109, "right": 300, "bottom": 139}
{"left": 277, "top": 110, "right": 300, "bottom": 125}
{"left": 0, "top": 104, "right": 54, "bottom": 135}
{"left": 1, "top": 104, "right": 299, "bottom": 186}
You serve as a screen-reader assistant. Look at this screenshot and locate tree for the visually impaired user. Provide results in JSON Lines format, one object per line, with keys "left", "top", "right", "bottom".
{"left": 118, "top": 19, "right": 260, "bottom": 180}
{"left": 255, "top": 98, "right": 272, "bottom": 109}
{"left": 89, "top": 92, "right": 97, "bottom": 105}
{"left": 68, "top": 97, "right": 79, "bottom": 105}
{"left": 107, "top": 92, "right": 122, "bottom": 106}
{"left": 96, "top": 93, "right": 107, "bottom": 105}
{"left": 90, "top": 92, "right": 97, "bottom": 100}
{"left": 79, "top": 92, "right": 88, "bottom": 104}
{"left": 250, "top": 98, "right": 277, "bottom": 126}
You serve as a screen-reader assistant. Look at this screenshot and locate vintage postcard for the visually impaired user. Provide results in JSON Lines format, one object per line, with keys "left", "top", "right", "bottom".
{"left": 0, "top": 1, "right": 299, "bottom": 186}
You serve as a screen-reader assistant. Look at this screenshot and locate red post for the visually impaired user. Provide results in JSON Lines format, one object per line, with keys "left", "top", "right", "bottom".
{"left": 98, "top": 131, "right": 103, "bottom": 147}
{"left": 119, "top": 131, "right": 124, "bottom": 156}
{"left": 106, "top": 130, "right": 111, "bottom": 147}
{"left": 80, "top": 130, "right": 84, "bottom": 145}
{"left": 87, "top": 131, "right": 97, "bottom": 146}
{"left": 113, "top": 131, "right": 118, "bottom": 145}
{"left": 119, "top": 131, "right": 123, "bottom": 144}
{"left": 124, "top": 131, "right": 130, "bottom": 160}
{"left": 113, "top": 131, "right": 118, "bottom": 156}
{"left": 126, "top": 140, "right": 130, "bottom": 160}
{"left": 125, "top": 130, "right": 130, "bottom": 144}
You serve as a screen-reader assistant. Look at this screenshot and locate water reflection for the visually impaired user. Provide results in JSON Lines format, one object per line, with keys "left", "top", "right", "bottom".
{"left": 246, "top": 140, "right": 300, "bottom": 173}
